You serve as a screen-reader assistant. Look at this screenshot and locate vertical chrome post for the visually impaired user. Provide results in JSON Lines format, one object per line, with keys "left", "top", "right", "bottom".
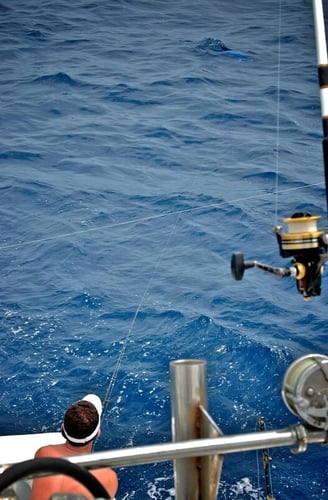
{"left": 170, "top": 359, "right": 223, "bottom": 499}
{"left": 170, "top": 359, "right": 206, "bottom": 499}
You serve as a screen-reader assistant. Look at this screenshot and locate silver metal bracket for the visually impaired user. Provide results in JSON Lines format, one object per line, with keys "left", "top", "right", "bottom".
{"left": 291, "top": 424, "right": 308, "bottom": 454}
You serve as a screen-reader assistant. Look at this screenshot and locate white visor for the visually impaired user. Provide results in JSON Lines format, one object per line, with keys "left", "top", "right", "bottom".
{"left": 62, "top": 393, "right": 102, "bottom": 444}
{"left": 82, "top": 394, "right": 103, "bottom": 417}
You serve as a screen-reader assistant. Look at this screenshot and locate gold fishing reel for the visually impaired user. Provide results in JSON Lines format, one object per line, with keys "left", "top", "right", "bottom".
{"left": 231, "top": 212, "right": 328, "bottom": 299}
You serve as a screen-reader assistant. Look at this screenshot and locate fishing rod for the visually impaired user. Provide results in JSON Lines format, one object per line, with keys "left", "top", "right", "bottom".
{"left": 256, "top": 417, "right": 276, "bottom": 500}
{"left": 231, "top": 1, "right": 328, "bottom": 300}
{"left": 313, "top": 0, "right": 328, "bottom": 212}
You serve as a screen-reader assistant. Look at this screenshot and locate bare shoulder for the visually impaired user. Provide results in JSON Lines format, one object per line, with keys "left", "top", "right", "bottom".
{"left": 34, "top": 444, "right": 66, "bottom": 458}
{"left": 34, "top": 445, "right": 55, "bottom": 458}
{"left": 92, "top": 468, "right": 118, "bottom": 498}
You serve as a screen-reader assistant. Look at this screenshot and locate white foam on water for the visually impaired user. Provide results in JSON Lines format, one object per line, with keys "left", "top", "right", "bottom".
{"left": 230, "top": 477, "right": 264, "bottom": 498}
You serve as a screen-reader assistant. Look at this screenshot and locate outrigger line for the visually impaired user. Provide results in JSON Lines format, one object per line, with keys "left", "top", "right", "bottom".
{"left": 231, "top": 0, "right": 328, "bottom": 301}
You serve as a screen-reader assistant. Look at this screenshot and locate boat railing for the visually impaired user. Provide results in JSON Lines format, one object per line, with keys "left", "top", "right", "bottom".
{"left": 68, "top": 423, "right": 327, "bottom": 470}
{"left": 0, "top": 357, "right": 327, "bottom": 500}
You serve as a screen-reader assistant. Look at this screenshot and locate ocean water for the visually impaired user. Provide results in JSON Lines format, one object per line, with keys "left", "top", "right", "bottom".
{"left": 1, "top": 0, "right": 327, "bottom": 498}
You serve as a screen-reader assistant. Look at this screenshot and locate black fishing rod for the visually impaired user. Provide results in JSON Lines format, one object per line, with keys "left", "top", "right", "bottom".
{"left": 312, "top": 0, "right": 328, "bottom": 212}
{"left": 257, "top": 417, "right": 276, "bottom": 500}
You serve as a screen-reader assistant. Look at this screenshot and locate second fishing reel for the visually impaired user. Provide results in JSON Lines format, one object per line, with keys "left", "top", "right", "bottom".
{"left": 231, "top": 212, "right": 328, "bottom": 300}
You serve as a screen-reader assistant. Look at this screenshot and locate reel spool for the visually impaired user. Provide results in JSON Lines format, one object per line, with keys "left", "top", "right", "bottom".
{"left": 278, "top": 214, "right": 323, "bottom": 257}
{"left": 282, "top": 354, "right": 328, "bottom": 429}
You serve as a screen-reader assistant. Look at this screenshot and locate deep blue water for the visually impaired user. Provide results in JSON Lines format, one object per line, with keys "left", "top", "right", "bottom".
{"left": 1, "top": 0, "right": 328, "bottom": 498}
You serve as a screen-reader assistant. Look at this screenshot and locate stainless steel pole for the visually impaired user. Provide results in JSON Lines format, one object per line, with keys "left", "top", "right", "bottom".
{"left": 170, "top": 359, "right": 207, "bottom": 499}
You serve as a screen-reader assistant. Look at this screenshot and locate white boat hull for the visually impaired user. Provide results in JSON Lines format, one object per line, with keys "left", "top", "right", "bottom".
{"left": 0, "top": 432, "right": 64, "bottom": 466}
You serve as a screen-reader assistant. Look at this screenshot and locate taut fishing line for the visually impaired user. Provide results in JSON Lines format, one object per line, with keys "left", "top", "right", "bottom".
{"left": 99, "top": 209, "right": 185, "bottom": 429}
{"left": 0, "top": 183, "right": 322, "bottom": 253}
{"left": 274, "top": 0, "right": 283, "bottom": 228}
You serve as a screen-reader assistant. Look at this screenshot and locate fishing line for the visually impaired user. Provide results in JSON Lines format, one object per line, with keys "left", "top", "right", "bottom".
{"left": 0, "top": 182, "right": 323, "bottom": 252}
{"left": 274, "top": 0, "right": 283, "bottom": 228}
{"left": 99, "top": 209, "right": 185, "bottom": 428}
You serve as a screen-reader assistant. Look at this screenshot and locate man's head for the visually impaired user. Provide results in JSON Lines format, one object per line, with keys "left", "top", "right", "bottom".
{"left": 61, "top": 394, "right": 102, "bottom": 446}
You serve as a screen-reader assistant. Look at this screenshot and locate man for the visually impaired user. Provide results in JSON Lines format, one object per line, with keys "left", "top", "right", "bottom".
{"left": 30, "top": 394, "right": 118, "bottom": 500}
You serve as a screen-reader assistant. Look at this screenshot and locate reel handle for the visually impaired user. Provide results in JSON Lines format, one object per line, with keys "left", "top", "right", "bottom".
{"left": 231, "top": 252, "right": 292, "bottom": 280}
{"left": 231, "top": 252, "right": 255, "bottom": 280}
